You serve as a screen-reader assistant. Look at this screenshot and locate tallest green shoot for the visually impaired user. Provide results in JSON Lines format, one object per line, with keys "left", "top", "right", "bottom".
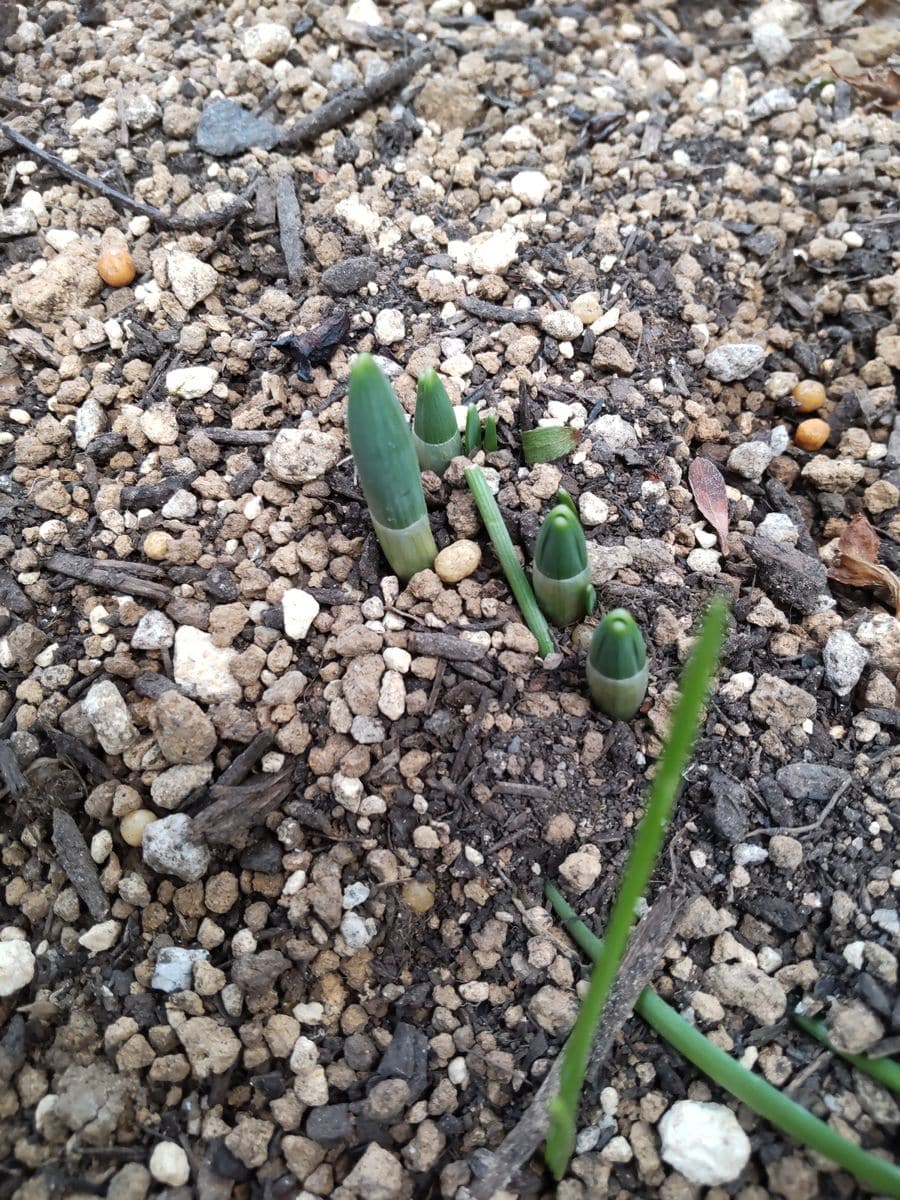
{"left": 347, "top": 354, "right": 437, "bottom": 580}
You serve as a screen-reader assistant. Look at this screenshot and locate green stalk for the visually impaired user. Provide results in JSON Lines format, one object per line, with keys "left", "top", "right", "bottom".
{"left": 483, "top": 414, "right": 498, "bottom": 453}
{"left": 545, "top": 597, "right": 728, "bottom": 1178}
{"left": 792, "top": 1012, "right": 900, "bottom": 1094}
{"left": 347, "top": 354, "right": 437, "bottom": 580}
{"left": 414, "top": 368, "right": 461, "bottom": 476}
{"left": 532, "top": 499, "right": 595, "bottom": 627}
{"left": 465, "top": 404, "right": 482, "bottom": 454}
{"left": 546, "top": 885, "right": 900, "bottom": 1199}
{"left": 464, "top": 465, "right": 554, "bottom": 659}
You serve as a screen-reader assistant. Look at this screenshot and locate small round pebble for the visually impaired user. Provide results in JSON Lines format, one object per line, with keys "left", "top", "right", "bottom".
{"left": 149, "top": 1142, "right": 190, "bottom": 1186}
{"left": 791, "top": 379, "right": 826, "bottom": 413}
{"left": 401, "top": 878, "right": 435, "bottom": 914}
{"left": 97, "top": 246, "right": 136, "bottom": 287}
{"left": 795, "top": 418, "right": 830, "bottom": 451}
{"left": 769, "top": 835, "right": 803, "bottom": 870}
{"left": 434, "top": 540, "right": 481, "bottom": 584}
{"left": 120, "top": 808, "right": 157, "bottom": 847}
{"left": 143, "top": 530, "right": 172, "bottom": 561}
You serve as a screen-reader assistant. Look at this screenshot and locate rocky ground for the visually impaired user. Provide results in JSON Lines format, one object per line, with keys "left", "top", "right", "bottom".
{"left": 1, "top": 0, "right": 899, "bottom": 1197}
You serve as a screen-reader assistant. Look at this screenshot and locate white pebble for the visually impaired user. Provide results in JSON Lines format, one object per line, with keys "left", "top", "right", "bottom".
{"left": 0, "top": 935, "right": 35, "bottom": 997}
{"left": 659, "top": 1100, "right": 751, "bottom": 1185}
{"left": 282, "top": 588, "right": 320, "bottom": 640}
{"left": 78, "top": 920, "right": 121, "bottom": 953}
{"left": 149, "top": 1141, "right": 190, "bottom": 1186}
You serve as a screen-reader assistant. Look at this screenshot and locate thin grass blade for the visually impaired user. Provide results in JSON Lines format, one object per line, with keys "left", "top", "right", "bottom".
{"left": 545, "top": 596, "right": 729, "bottom": 1178}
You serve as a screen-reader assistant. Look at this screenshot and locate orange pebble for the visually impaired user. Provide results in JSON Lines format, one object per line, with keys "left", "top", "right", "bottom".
{"left": 97, "top": 245, "right": 136, "bottom": 287}
{"left": 795, "top": 418, "right": 830, "bottom": 452}
{"left": 791, "top": 379, "right": 826, "bottom": 413}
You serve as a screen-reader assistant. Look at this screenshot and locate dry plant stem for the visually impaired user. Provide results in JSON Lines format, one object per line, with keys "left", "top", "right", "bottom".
{"left": 0, "top": 120, "right": 251, "bottom": 230}
{"left": 280, "top": 44, "right": 433, "bottom": 146}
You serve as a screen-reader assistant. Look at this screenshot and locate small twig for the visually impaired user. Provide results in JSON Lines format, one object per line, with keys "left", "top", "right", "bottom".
{"left": 745, "top": 778, "right": 850, "bottom": 839}
{"left": 46, "top": 551, "right": 171, "bottom": 604}
{"left": 275, "top": 172, "right": 304, "bottom": 285}
{"left": 201, "top": 427, "right": 275, "bottom": 446}
{"left": 785, "top": 1049, "right": 832, "bottom": 1096}
{"left": 0, "top": 93, "right": 43, "bottom": 114}
{"left": 493, "top": 782, "right": 552, "bottom": 801}
{"left": 0, "top": 120, "right": 251, "bottom": 230}
{"left": 280, "top": 44, "right": 433, "bottom": 147}
{"left": 450, "top": 690, "right": 491, "bottom": 783}
{"left": 457, "top": 295, "right": 537, "bottom": 324}
{"left": 51, "top": 809, "right": 111, "bottom": 921}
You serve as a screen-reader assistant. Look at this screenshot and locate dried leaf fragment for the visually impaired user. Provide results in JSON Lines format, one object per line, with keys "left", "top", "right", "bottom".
{"left": 839, "top": 68, "right": 900, "bottom": 112}
{"left": 688, "top": 457, "right": 729, "bottom": 556}
{"left": 827, "top": 514, "right": 900, "bottom": 616}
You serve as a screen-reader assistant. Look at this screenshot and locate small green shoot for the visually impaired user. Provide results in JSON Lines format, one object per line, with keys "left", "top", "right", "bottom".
{"left": 545, "top": 596, "right": 729, "bottom": 1178}
{"left": 546, "top": 886, "right": 900, "bottom": 1198}
{"left": 414, "top": 368, "right": 462, "bottom": 477}
{"left": 464, "top": 404, "right": 482, "bottom": 454}
{"left": 587, "top": 609, "right": 649, "bottom": 720}
{"left": 464, "top": 465, "right": 554, "bottom": 659}
{"left": 347, "top": 354, "right": 437, "bottom": 580}
{"left": 483, "top": 413, "right": 498, "bottom": 453}
{"left": 532, "top": 490, "right": 595, "bottom": 627}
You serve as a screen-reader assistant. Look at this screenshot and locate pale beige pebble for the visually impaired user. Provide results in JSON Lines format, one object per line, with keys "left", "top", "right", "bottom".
{"left": 120, "top": 809, "right": 157, "bottom": 847}
{"left": 558, "top": 845, "right": 602, "bottom": 894}
{"left": 11, "top": 238, "right": 104, "bottom": 323}
{"left": 78, "top": 920, "right": 121, "bottom": 953}
{"left": 528, "top": 984, "right": 579, "bottom": 1035}
{"left": 140, "top": 403, "right": 178, "bottom": 446}
{"left": 434, "top": 540, "right": 481, "bottom": 583}
{"left": 143, "top": 530, "right": 172, "bottom": 561}
{"left": 166, "top": 247, "right": 219, "bottom": 310}
{"left": 800, "top": 456, "right": 865, "bottom": 492}
{"left": 864, "top": 479, "right": 899, "bottom": 515}
{"left": 768, "top": 835, "right": 803, "bottom": 870}
{"left": 149, "top": 1142, "right": 190, "bottom": 1186}
{"left": 808, "top": 236, "right": 847, "bottom": 263}
{"left": 571, "top": 292, "right": 603, "bottom": 324}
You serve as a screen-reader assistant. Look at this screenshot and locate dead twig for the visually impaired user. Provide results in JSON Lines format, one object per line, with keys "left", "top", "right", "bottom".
{"left": 194, "top": 768, "right": 294, "bottom": 845}
{"left": 51, "top": 809, "right": 110, "bottom": 921}
{"left": 470, "top": 890, "right": 681, "bottom": 1200}
{"left": 280, "top": 44, "right": 433, "bottom": 147}
{"left": 745, "top": 778, "right": 851, "bottom": 840}
{"left": 46, "top": 551, "right": 171, "bottom": 604}
{"left": 451, "top": 690, "right": 491, "bottom": 783}
{"left": 275, "top": 172, "right": 304, "bottom": 285}
{"left": 0, "top": 120, "right": 251, "bottom": 230}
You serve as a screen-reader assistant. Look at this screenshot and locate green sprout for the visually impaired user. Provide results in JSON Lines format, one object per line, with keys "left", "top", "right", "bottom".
{"left": 465, "top": 403, "right": 482, "bottom": 454}
{"left": 347, "top": 354, "right": 437, "bottom": 581}
{"left": 587, "top": 608, "right": 649, "bottom": 721}
{"left": 546, "top": 596, "right": 728, "bottom": 1178}
{"left": 547, "top": 887, "right": 900, "bottom": 1197}
{"left": 464, "top": 464, "right": 554, "bottom": 659}
{"left": 532, "top": 490, "right": 595, "bottom": 627}
{"left": 413, "top": 368, "right": 461, "bottom": 477}
{"left": 483, "top": 414, "right": 498, "bottom": 453}
{"left": 522, "top": 425, "right": 579, "bottom": 466}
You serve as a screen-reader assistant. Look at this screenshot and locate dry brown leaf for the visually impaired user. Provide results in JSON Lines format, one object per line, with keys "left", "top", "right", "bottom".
{"left": 839, "top": 68, "right": 900, "bottom": 111}
{"left": 688, "top": 457, "right": 729, "bottom": 556}
{"left": 827, "top": 513, "right": 900, "bottom": 616}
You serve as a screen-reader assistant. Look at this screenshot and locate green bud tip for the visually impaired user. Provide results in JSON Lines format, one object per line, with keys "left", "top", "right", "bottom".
{"left": 465, "top": 404, "right": 482, "bottom": 453}
{"left": 414, "top": 369, "right": 457, "bottom": 444}
{"left": 589, "top": 609, "right": 647, "bottom": 678}
{"left": 534, "top": 505, "right": 588, "bottom": 581}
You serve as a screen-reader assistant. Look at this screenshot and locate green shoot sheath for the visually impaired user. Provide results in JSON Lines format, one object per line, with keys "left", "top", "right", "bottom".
{"left": 413, "top": 368, "right": 461, "bottom": 476}
{"left": 533, "top": 497, "right": 595, "bottom": 627}
{"left": 587, "top": 609, "right": 649, "bottom": 720}
{"left": 347, "top": 354, "right": 437, "bottom": 580}
{"left": 465, "top": 404, "right": 482, "bottom": 454}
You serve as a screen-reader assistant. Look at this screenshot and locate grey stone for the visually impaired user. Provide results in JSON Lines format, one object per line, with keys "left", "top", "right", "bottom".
{"left": 131, "top": 611, "right": 176, "bottom": 650}
{"left": 149, "top": 690, "right": 217, "bottom": 764}
{"left": 748, "top": 86, "right": 797, "bottom": 121}
{"left": 82, "top": 680, "right": 138, "bottom": 755}
{"left": 775, "top": 763, "right": 850, "bottom": 801}
{"left": 265, "top": 427, "right": 342, "bottom": 484}
{"left": 823, "top": 629, "right": 868, "bottom": 697}
{"left": 195, "top": 100, "right": 281, "bottom": 157}
{"left": 305, "top": 1103, "right": 354, "bottom": 1146}
{"left": 231, "top": 950, "right": 289, "bottom": 996}
{"left": 747, "top": 536, "right": 831, "bottom": 615}
{"left": 753, "top": 21, "right": 792, "bottom": 67}
{"left": 705, "top": 343, "right": 766, "bottom": 382}
{"left": 727, "top": 440, "right": 773, "bottom": 483}
{"left": 152, "top": 947, "right": 209, "bottom": 993}
{"left": 321, "top": 256, "right": 378, "bottom": 296}
{"left": 150, "top": 762, "right": 213, "bottom": 809}
{"left": 142, "top": 813, "right": 210, "bottom": 882}
{"left": 0, "top": 207, "right": 38, "bottom": 239}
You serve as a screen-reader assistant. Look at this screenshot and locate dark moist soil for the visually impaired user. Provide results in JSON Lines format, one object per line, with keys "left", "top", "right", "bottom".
{"left": 1, "top": 1, "right": 899, "bottom": 1199}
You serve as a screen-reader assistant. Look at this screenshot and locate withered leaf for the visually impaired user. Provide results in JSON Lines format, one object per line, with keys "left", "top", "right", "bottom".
{"left": 839, "top": 68, "right": 900, "bottom": 112}
{"left": 689, "top": 457, "right": 729, "bottom": 556}
{"left": 828, "top": 513, "right": 900, "bottom": 616}
{"left": 273, "top": 310, "right": 351, "bottom": 383}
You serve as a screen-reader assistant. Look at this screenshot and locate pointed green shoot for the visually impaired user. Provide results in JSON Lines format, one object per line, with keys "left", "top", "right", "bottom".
{"left": 347, "top": 354, "right": 437, "bottom": 580}
{"left": 414, "top": 368, "right": 461, "bottom": 476}
{"left": 547, "top": 886, "right": 900, "bottom": 1198}
{"left": 483, "top": 414, "right": 498, "bottom": 453}
{"left": 533, "top": 498, "right": 595, "bottom": 627}
{"left": 465, "top": 404, "right": 482, "bottom": 454}
{"left": 587, "top": 609, "right": 649, "bottom": 721}
{"left": 546, "top": 597, "right": 729, "bottom": 1179}
{"left": 464, "top": 465, "right": 554, "bottom": 658}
